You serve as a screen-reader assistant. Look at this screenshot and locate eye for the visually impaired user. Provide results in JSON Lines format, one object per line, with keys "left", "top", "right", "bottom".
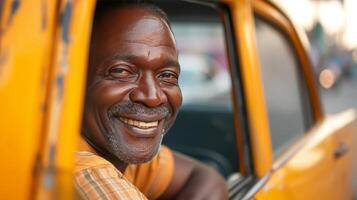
{"left": 158, "top": 71, "right": 178, "bottom": 84}
{"left": 109, "top": 66, "right": 135, "bottom": 79}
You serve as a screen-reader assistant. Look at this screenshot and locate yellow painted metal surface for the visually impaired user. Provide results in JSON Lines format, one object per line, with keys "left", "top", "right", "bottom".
{"left": 34, "top": 0, "right": 96, "bottom": 199}
{"left": 225, "top": 0, "right": 273, "bottom": 178}
{"left": 254, "top": 110, "right": 356, "bottom": 200}
{"left": 0, "top": 0, "right": 57, "bottom": 199}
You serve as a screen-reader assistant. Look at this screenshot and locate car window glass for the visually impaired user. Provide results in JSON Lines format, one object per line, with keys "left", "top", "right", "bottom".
{"left": 255, "top": 17, "right": 308, "bottom": 156}
{"left": 160, "top": 2, "right": 239, "bottom": 178}
{"left": 174, "top": 23, "right": 231, "bottom": 108}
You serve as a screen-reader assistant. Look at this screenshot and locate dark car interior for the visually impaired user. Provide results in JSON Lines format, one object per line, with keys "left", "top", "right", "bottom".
{"left": 164, "top": 105, "right": 238, "bottom": 178}
{"left": 157, "top": 1, "right": 240, "bottom": 179}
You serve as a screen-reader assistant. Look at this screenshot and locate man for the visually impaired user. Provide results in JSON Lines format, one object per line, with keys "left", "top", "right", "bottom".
{"left": 74, "top": 1, "right": 228, "bottom": 199}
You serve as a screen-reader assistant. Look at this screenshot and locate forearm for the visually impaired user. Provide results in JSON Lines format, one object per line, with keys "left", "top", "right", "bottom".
{"left": 158, "top": 152, "right": 228, "bottom": 200}
{"left": 175, "top": 163, "right": 228, "bottom": 200}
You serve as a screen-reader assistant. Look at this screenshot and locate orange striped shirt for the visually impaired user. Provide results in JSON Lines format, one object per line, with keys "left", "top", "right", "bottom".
{"left": 74, "top": 140, "right": 174, "bottom": 200}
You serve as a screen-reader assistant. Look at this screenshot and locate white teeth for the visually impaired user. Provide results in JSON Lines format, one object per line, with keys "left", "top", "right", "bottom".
{"left": 119, "top": 117, "right": 159, "bottom": 129}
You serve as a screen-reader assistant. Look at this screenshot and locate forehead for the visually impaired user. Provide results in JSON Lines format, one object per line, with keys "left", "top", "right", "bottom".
{"left": 91, "top": 6, "right": 176, "bottom": 52}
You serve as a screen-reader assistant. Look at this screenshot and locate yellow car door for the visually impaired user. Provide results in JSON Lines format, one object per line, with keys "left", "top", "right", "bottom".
{"left": 0, "top": 0, "right": 95, "bottom": 199}
{"left": 235, "top": 0, "right": 357, "bottom": 199}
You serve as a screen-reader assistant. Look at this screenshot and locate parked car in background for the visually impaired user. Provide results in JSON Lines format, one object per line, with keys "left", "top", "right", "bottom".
{"left": 0, "top": 0, "right": 356, "bottom": 199}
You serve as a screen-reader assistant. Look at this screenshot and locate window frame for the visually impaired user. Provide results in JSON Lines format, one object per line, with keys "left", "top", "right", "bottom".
{"left": 252, "top": 0, "right": 323, "bottom": 168}
{"left": 155, "top": 0, "right": 254, "bottom": 178}
{"left": 236, "top": 0, "right": 324, "bottom": 199}
{"left": 155, "top": 1, "right": 258, "bottom": 198}
{"left": 219, "top": 3, "right": 254, "bottom": 177}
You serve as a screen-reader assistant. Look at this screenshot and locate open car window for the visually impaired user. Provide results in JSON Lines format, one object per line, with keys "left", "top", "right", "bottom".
{"left": 158, "top": 1, "right": 240, "bottom": 179}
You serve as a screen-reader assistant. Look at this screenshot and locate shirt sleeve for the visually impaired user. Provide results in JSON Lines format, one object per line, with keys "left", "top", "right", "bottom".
{"left": 124, "top": 145, "right": 174, "bottom": 199}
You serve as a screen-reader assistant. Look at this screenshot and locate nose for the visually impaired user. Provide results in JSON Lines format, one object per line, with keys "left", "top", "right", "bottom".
{"left": 129, "top": 72, "right": 166, "bottom": 107}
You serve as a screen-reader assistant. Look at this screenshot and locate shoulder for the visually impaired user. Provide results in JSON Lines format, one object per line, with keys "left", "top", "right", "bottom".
{"left": 74, "top": 151, "right": 147, "bottom": 200}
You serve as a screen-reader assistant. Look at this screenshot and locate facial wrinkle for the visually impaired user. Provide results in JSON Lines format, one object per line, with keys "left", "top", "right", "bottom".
{"left": 123, "top": 40, "right": 176, "bottom": 49}
{"left": 124, "top": 17, "right": 175, "bottom": 47}
{"left": 147, "top": 49, "right": 150, "bottom": 60}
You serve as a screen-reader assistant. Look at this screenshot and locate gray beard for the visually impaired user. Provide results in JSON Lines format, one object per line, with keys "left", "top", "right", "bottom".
{"left": 104, "top": 101, "right": 170, "bottom": 164}
{"left": 105, "top": 127, "right": 164, "bottom": 164}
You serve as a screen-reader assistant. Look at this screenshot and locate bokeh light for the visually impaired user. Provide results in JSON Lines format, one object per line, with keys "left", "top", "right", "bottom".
{"left": 319, "top": 68, "right": 336, "bottom": 89}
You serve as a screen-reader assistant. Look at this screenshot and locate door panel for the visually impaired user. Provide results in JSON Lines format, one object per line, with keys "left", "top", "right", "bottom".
{"left": 255, "top": 110, "right": 356, "bottom": 200}
{"left": 333, "top": 110, "right": 356, "bottom": 200}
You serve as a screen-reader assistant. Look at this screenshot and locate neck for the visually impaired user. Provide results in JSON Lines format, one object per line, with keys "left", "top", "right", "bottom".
{"left": 81, "top": 134, "right": 128, "bottom": 173}
{"left": 108, "top": 157, "right": 128, "bottom": 172}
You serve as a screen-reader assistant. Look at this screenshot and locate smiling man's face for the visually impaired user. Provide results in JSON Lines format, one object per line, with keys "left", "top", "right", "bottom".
{"left": 82, "top": 5, "right": 182, "bottom": 164}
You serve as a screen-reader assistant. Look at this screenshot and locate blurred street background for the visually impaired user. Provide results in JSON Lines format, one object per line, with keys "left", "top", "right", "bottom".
{"left": 275, "top": 0, "right": 357, "bottom": 195}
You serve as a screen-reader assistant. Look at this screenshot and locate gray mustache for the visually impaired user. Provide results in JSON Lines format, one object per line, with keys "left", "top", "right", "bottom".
{"left": 108, "top": 101, "right": 170, "bottom": 118}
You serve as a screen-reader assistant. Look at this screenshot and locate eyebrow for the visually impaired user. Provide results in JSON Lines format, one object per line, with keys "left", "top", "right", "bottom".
{"left": 104, "top": 54, "right": 181, "bottom": 69}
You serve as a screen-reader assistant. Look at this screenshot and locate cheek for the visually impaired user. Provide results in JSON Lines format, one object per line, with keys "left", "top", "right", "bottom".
{"left": 83, "top": 82, "right": 137, "bottom": 145}
{"left": 89, "top": 82, "right": 136, "bottom": 108}
{"left": 164, "top": 86, "right": 182, "bottom": 114}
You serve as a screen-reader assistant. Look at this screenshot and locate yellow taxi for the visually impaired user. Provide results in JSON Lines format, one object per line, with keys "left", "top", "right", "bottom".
{"left": 0, "top": 0, "right": 356, "bottom": 199}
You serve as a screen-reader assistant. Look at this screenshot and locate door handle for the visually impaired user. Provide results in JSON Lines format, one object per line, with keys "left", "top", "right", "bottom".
{"left": 334, "top": 142, "right": 349, "bottom": 159}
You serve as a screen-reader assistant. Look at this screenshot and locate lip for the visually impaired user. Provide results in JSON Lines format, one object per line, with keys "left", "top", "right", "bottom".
{"left": 114, "top": 117, "right": 165, "bottom": 138}
{"left": 118, "top": 114, "right": 167, "bottom": 123}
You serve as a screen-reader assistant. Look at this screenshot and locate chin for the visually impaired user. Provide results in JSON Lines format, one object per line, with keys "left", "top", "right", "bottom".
{"left": 104, "top": 118, "right": 165, "bottom": 164}
{"left": 107, "top": 135, "right": 162, "bottom": 164}
{"left": 117, "top": 144, "right": 161, "bottom": 164}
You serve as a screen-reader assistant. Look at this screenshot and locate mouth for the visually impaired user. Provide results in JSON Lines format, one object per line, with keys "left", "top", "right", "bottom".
{"left": 119, "top": 117, "right": 159, "bottom": 129}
